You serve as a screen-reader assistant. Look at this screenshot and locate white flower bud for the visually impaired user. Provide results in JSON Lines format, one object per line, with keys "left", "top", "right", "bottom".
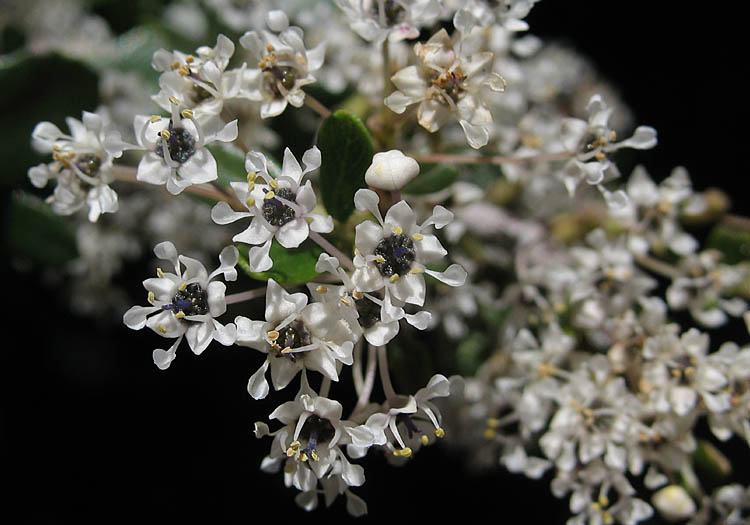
{"left": 365, "top": 150, "right": 419, "bottom": 191}
{"left": 651, "top": 485, "right": 696, "bottom": 522}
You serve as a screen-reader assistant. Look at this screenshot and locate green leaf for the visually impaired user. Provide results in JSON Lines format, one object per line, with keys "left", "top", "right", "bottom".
{"left": 6, "top": 192, "right": 78, "bottom": 266}
{"left": 403, "top": 163, "right": 459, "bottom": 195}
{"left": 707, "top": 216, "right": 750, "bottom": 265}
{"left": 236, "top": 239, "right": 322, "bottom": 284}
{"left": 208, "top": 144, "right": 248, "bottom": 188}
{"left": 0, "top": 54, "right": 99, "bottom": 189}
{"left": 317, "top": 110, "right": 374, "bottom": 222}
{"left": 456, "top": 332, "right": 488, "bottom": 377}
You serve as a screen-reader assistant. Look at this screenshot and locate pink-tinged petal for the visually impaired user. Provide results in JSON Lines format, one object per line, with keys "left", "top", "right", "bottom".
{"left": 247, "top": 359, "right": 271, "bottom": 399}
{"left": 123, "top": 305, "right": 160, "bottom": 330}
{"left": 276, "top": 218, "right": 309, "bottom": 249}
{"left": 179, "top": 149, "right": 218, "bottom": 184}
{"left": 136, "top": 152, "right": 172, "bottom": 185}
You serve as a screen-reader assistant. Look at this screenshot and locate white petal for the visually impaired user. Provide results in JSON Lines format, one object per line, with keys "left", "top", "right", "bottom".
{"left": 424, "top": 264, "right": 467, "bottom": 287}
{"left": 247, "top": 360, "right": 271, "bottom": 399}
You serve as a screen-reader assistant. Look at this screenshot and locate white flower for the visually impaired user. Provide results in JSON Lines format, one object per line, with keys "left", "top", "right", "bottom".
{"left": 351, "top": 189, "right": 466, "bottom": 308}
{"left": 335, "top": 0, "right": 442, "bottom": 44}
{"left": 123, "top": 242, "right": 239, "bottom": 370}
{"left": 235, "top": 279, "right": 357, "bottom": 399}
{"left": 29, "top": 110, "right": 125, "bottom": 222}
{"left": 385, "top": 19, "right": 506, "bottom": 148}
{"left": 365, "top": 150, "right": 420, "bottom": 191}
{"left": 652, "top": 485, "right": 696, "bottom": 522}
{"left": 211, "top": 146, "right": 332, "bottom": 272}
{"left": 239, "top": 10, "right": 325, "bottom": 118}
{"left": 151, "top": 34, "right": 248, "bottom": 125}
{"left": 559, "top": 94, "right": 657, "bottom": 196}
{"left": 132, "top": 102, "right": 238, "bottom": 195}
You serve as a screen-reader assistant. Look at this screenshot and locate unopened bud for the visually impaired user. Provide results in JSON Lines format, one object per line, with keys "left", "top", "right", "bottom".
{"left": 365, "top": 150, "right": 419, "bottom": 191}
{"left": 652, "top": 485, "right": 695, "bottom": 522}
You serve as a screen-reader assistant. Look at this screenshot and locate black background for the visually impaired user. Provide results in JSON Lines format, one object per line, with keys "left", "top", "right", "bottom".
{"left": 3, "top": 1, "right": 748, "bottom": 524}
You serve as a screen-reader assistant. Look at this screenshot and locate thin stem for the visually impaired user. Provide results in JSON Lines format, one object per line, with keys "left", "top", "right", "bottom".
{"left": 377, "top": 345, "right": 397, "bottom": 400}
{"left": 408, "top": 151, "right": 574, "bottom": 166}
{"left": 319, "top": 376, "right": 331, "bottom": 398}
{"left": 352, "top": 343, "right": 378, "bottom": 418}
{"left": 210, "top": 180, "right": 245, "bottom": 212}
{"left": 303, "top": 92, "right": 332, "bottom": 119}
{"left": 352, "top": 340, "right": 364, "bottom": 396}
{"left": 382, "top": 39, "right": 391, "bottom": 101}
{"left": 308, "top": 231, "right": 354, "bottom": 271}
{"left": 635, "top": 254, "right": 683, "bottom": 280}
{"left": 225, "top": 286, "right": 267, "bottom": 305}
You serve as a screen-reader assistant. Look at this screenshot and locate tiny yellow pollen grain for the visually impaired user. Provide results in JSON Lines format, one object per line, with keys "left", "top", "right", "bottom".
{"left": 375, "top": 255, "right": 386, "bottom": 264}
{"left": 159, "top": 129, "right": 171, "bottom": 140}
{"left": 247, "top": 171, "right": 257, "bottom": 182}
{"left": 178, "top": 281, "right": 187, "bottom": 291}
{"left": 185, "top": 55, "right": 195, "bottom": 63}
{"left": 389, "top": 274, "right": 400, "bottom": 283}
{"left": 171, "top": 61, "right": 180, "bottom": 70}
{"left": 393, "top": 447, "right": 412, "bottom": 458}
{"left": 310, "top": 450, "right": 319, "bottom": 462}
{"left": 269, "top": 178, "right": 279, "bottom": 190}
{"left": 411, "top": 233, "right": 424, "bottom": 241}
{"left": 392, "top": 225, "right": 403, "bottom": 235}
{"left": 340, "top": 297, "right": 351, "bottom": 307}
{"left": 300, "top": 452, "right": 309, "bottom": 462}
{"left": 316, "top": 285, "right": 328, "bottom": 294}
{"left": 265, "top": 191, "right": 276, "bottom": 200}
{"left": 434, "top": 428, "right": 445, "bottom": 439}
{"left": 181, "top": 109, "right": 194, "bottom": 119}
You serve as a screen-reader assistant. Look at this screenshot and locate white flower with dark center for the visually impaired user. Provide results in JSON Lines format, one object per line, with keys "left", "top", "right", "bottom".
{"left": 335, "top": 0, "right": 442, "bottom": 44}
{"left": 310, "top": 253, "right": 432, "bottom": 347}
{"left": 385, "top": 16, "right": 507, "bottom": 149}
{"left": 28, "top": 110, "right": 126, "bottom": 222}
{"left": 239, "top": 10, "right": 325, "bottom": 118}
{"left": 559, "top": 94, "right": 657, "bottom": 196}
{"left": 211, "top": 146, "right": 332, "bottom": 273}
{"left": 151, "top": 34, "right": 248, "bottom": 125}
{"left": 351, "top": 189, "right": 467, "bottom": 308}
{"left": 132, "top": 101, "right": 238, "bottom": 195}
{"left": 235, "top": 279, "right": 356, "bottom": 399}
{"left": 352, "top": 374, "right": 450, "bottom": 460}
{"left": 123, "top": 242, "right": 239, "bottom": 370}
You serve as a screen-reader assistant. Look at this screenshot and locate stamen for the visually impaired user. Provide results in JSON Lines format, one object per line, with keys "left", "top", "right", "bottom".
{"left": 409, "top": 267, "right": 423, "bottom": 274}
{"left": 175, "top": 311, "right": 186, "bottom": 319}
{"left": 393, "top": 447, "right": 412, "bottom": 458}
{"left": 392, "top": 225, "right": 403, "bottom": 235}
{"left": 264, "top": 191, "right": 276, "bottom": 200}
{"left": 178, "top": 281, "right": 187, "bottom": 291}
{"left": 421, "top": 435, "right": 429, "bottom": 445}
{"left": 147, "top": 291, "right": 155, "bottom": 304}
{"left": 168, "top": 96, "right": 180, "bottom": 105}
{"left": 246, "top": 196, "right": 256, "bottom": 208}
{"left": 156, "top": 267, "right": 164, "bottom": 278}
{"left": 150, "top": 115, "right": 162, "bottom": 123}
{"left": 157, "top": 324, "right": 167, "bottom": 334}
{"left": 434, "top": 428, "right": 445, "bottom": 438}
{"left": 340, "top": 297, "right": 351, "bottom": 307}
{"left": 159, "top": 130, "right": 171, "bottom": 140}
{"left": 375, "top": 255, "right": 386, "bottom": 264}
{"left": 267, "top": 330, "right": 280, "bottom": 341}
{"left": 389, "top": 274, "right": 400, "bottom": 283}
{"left": 269, "top": 178, "right": 280, "bottom": 190}
{"left": 411, "top": 233, "right": 424, "bottom": 241}
{"left": 316, "top": 285, "right": 328, "bottom": 294}
{"left": 181, "top": 109, "right": 194, "bottom": 119}
{"left": 185, "top": 55, "right": 195, "bottom": 63}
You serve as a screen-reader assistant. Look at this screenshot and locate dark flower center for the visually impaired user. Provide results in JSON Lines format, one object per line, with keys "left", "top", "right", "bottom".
{"left": 374, "top": 233, "right": 415, "bottom": 277}
{"left": 372, "top": 0, "right": 406, "bottom": 26}
{"left": 75, "top": 153, "right": 102, "bottom": 177}
{"left": 278, "top": 319, "right": 311, "bottom": 350}
{"left": 156, "top": 122, "right": 196, "bottom": 164}
{"left": 164, "top": 283, "right": 209, "bottom": 316}
{"left": 299, "top": 414, "right": 336, "bottom": 449}
{"left": 355, "top": 295, "right": 381, "bottom": 329}
{"left": 263, "top": 65, "right": 297, "bottom": 97}
{"left": 262, "top": 187, "right": 297, "bottom": 227}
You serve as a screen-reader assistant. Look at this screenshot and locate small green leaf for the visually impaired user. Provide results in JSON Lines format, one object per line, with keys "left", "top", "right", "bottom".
{"left": 6, "top": 192, "right": 78, "bottom": 266}
{"left": 236, "top": 239, "right": 322, "bottom": 284}
{"left": 317, "top": 110, "right": 374, "bottom": 222}
{"left": 208, "top": 144, "right": 248, "bottom": 188}
{"left": 403, "top": 163, "right": 459, "bottom": 195}
{"left": 456, "top": 332, "right": 488, "bottom": 377}
{"left": 707, "top": 216, "right": 750, "bottom": 265}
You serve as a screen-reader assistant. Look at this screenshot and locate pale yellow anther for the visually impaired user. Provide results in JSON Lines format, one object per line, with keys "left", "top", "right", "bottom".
{"left": 300, "top": 452, "right": 309, "bottom": 462}
{"left": 157, "top": 324, "right": 168, "bottom": 334}
{"left": 434, "top": 428, "right": 445, "bottom": 439}
{"left": 247, "top": 171, "right": 257, "bottom": 183}
{"left": 185, "top": 55, "right": 195, "bottom": 63}
{"left": 150, "top": 115, "right": 162, "bottom": 123}
{"left": 487, "top": 417, "right": 500, "bottom": 428}
{"left": 392, "top": 225, "right": 403, "bottom": 235}
{"left": 409, "top": 267, "right": 423, "bottom": 275}
{"left": 181, "top": 109, "right": 194, "bottom": 119}
{"left": 595, "top": 151, "right": 606, "bottom": 161}
{"left": 609, "top": 130, "right": 617, "bottom": 141}
{"left": 281, "top": 346, "right": 292, "bottom": 354}
{"left": 590, "top": 502, "right": 601, "bottom": 511}
{"left": 393, "top": 447, "right": 412, "bottom": 458}
{"left": 421, "top": 435, "right": 429, "bottom": 446}
{"left": 266, "top": 44, "right": 275, "bottom": 52}
{"left": 247, "top": 181, "right": 255, "bottom": 192}
{"left": 310, "top": 449, "right": 319, "bottom": 462}
{"left": 178, "top": 281, "right": 187, "bottom": 291}
{"left": 353, "top": 248, "right": 360, "bottom": 256}
{"left": 411, "top": 233, "right": 424, "bottom": 241}
{"left": 602, "top": 511, "right": 614, "bottom": 525}
{"left": 316, "top": 285, "right": 328, "bottom": 294}
{"left": 171, "top": 61, "right": 180, "bottom": 70}
{"left": 375, "top": 255, "right": 386, "bottom": 264}
{"left": 245, "top": 196, "right": 256, "bottom": 208}
{"left": 269, "top": 178, "right": 279, "bottom": 190}
{"left": 175, "top": 311, "right": 186, "bottom": 320}
{"left": 168, "top": 96, "right": 180, "bottom": 105}
{"left": 287, "top": 440, "right": 300, "bottom": 456}
{"left": 352, "top": 290, "right": 363, "bottom": 300}
{"left": 684, "top": 366, "right": 696, "bottom": 378}
{"left": 264, "top": 191, "right": 276, "bottom": 200}
{"left": 599, "top": 495, "right": 610, "bottom": 507}
{"left": 147, "top": 291, "right": 156, "bottom": 304}
{"left": 156, "top": 267, "right": 164, "bottom": 278}
{"left": 483, "top": 428, "right": 497, "bottom": 439}
{"left": 267, "top": 330, "right": 280, "bottom": 341}
{"left": 340, "top": 297, "right": 351, "bottom": 307}
{"left": 52, "top": 145, "right": 62, "bottom": 152}
{"left": 389, "top": 274, "right": 400, "bottom": 283}
{"left": 159, "top": 129, "right": 171, "bottom": 140}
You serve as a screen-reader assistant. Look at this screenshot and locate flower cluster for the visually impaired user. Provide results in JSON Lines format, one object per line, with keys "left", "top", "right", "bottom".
{"left": 16, "top": 0, "right": 750, "bottom": 522}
